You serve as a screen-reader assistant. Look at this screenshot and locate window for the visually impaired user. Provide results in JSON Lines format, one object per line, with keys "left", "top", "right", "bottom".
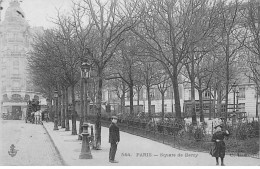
{"left": 164, "top": 104, "right": 167, "bottom": 113}
{"left": 150, "top": 90, "right": 155, "bottom": 99}
{"left": 188, "top": 90, "right": 191, "bottom": 100}
{"left": 179, "top": 86, "right": 183, "bottom": 99}
{"left": 108, "top": 91, "right": 111, "bottom": 99}
{"left": 12, "top": 80, "right": 20, "bottom": 88}
{"left": 239, "top": 87, "right": 245, "bottom": 98}
{"left": 166, "top": 88, "right": 173, "bottom": 99}
{"left": 221, "top": 104, "right": 226, "bottom": 113}
{"left": 13, "top": 60, "right": 19, "bottom": 69}
{"left": 204, "top": 91, "right": 211, "bottom": 99}
{"left": 143, "top": 89, "right": 146, "bottom": 99}
{"left": 139, "top": 89, "right": 143, "bottom": 100}
{"left": 239, "top": 103, "right": 245, "bottom": 112}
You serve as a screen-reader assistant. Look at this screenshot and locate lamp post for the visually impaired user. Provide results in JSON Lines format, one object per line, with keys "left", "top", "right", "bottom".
{"left": 79, "top": 59, "right": 92, "bottom": 159}
{"left": 53, "top": 90, "right": 59, "bottom": 130}
{"left": 81, "top": 60, "right": 91, "bottom": 123}
{"left": 78, "top": 62, "right": 85, "bottom": 140}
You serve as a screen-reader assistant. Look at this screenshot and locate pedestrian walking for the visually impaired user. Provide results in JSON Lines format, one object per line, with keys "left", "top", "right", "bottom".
{"left": 210, "top": 125, "right": 230, "bottom": 166}
{"left": 109, "top": 116, "right": 120, "bottom": 163}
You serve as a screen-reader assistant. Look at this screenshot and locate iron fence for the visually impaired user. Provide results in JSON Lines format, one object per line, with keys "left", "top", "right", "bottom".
{"left": 87, "top": 115, "right": 259, "bottom": 159}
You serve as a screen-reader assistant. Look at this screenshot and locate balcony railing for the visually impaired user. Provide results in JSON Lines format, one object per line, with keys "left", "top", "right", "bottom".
{"left": 11, "top": 87, "right": 21, "bottom": 92}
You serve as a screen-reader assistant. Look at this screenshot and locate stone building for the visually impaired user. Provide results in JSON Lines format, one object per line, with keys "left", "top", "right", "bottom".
{"left": 0, "top": 0, "right": 43, "bottom": 119}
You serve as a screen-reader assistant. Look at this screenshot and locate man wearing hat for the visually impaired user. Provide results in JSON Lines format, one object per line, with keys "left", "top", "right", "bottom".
{"left": 109, "top": 116, "right": 120, "bottom": 163}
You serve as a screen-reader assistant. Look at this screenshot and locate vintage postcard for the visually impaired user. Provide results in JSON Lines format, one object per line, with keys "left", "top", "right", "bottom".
{"left": 0, "top": 0, "right": 259, "bottom": 166}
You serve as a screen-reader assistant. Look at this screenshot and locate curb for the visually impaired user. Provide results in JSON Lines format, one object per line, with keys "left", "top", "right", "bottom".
{"left": 42, "top": 122, "right": 67, "bottom": 166}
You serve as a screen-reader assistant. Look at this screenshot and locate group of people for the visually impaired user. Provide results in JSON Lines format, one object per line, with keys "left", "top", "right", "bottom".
{"left": 30, "top": 110, "right": 43, "bottom": 124}
{"left": 108, "top": 115, "right": 230, "bottom": 165}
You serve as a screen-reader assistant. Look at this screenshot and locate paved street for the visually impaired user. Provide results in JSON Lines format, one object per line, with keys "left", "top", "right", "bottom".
{"left": 43, "top": 120, "right": 260, "bottom": 166}
{"left": 0, "top": 119, "right": 64, "bottom": 166}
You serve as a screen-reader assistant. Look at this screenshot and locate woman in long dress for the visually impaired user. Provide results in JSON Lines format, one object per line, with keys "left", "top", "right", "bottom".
{"left": 211, "top": 125, "right": 230, "bottom": 166}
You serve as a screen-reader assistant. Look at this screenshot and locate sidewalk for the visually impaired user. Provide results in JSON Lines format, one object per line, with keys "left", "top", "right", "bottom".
{"left": 42, "top": 121, "right": 260, "bottom": 166}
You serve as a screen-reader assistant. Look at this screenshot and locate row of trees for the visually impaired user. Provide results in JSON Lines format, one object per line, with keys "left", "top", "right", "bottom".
{"left": 28, "top": 0, "right": 260, "bottom": 149}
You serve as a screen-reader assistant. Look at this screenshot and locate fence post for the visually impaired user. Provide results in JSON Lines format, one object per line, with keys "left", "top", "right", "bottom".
{"left": 154, "top": 127, "right": 155, "bottom": 141}
{"left": 163, "top": 125, "right": 165, "bottom": 144}
{"left": 212, "top": 121, "right": 213, "bottom": 135}
{"left": 173, "top": 131, "right": 175, "bottom": 148}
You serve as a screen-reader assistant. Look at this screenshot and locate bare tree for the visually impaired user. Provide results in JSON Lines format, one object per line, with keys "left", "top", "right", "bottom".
{"left": 132, "top": 0, "right": 211, "bottom": 119}
{"left": 177, "top": 0, "right": 220, "bottom": 124}
{"left": 213, "top": 0, "right": 246, "bottom": 124}
{"left": 157, "top": 74, "right": 172, "bottom": 122}
{"left": 139, "top": 56, "right": 161, "bottom": 119}
{"left": 242, "top": 0, "right": 260, "bottom": 117}
{"left": 76, "top": 0, "right": 138, "bottom": 149}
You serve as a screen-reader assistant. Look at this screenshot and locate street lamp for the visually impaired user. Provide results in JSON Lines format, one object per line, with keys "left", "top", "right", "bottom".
{"left": 79, "top": 122, "right": 92, "bottom": 159}
{"left": 79, "top": 60, "right": 91, "bottom": 140}
{"left": 79, "top": 59, "right": 92, "bottom": 159}
{"left": 81, "top": 59, "right": 91, "bottom": 122}
{"left": 53, "top": 90, "right": 59, "bottom": 130}
{"left": 81, "top": 60, "right": 91, "bottom": 79}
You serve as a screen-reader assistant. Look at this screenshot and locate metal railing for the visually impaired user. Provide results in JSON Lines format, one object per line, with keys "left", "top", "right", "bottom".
{"left": 87, "top": 115, "right": 259, "bottom": 159}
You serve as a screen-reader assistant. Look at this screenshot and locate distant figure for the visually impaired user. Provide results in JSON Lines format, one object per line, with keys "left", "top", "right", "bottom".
{"left": 210, "top": 125, "right": 230, "bottom": 166}
{"left": 44, "top": 111, "right": 49, "bottom": 122}
{"left": 35, "top": 110, "right": 41, "bottom": 124}
{"left": 31, "top": 112, "right": 35, "bottom": 123}
{"left": 109, "top": 116, "right": 120, "bottom": 163}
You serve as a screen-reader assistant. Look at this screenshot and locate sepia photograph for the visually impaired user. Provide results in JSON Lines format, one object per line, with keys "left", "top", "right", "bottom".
{"left": 0, "top": 0, "right": 259, "bottom": 166}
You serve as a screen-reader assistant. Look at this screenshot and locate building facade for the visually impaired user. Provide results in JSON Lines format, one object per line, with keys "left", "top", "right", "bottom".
{"left": 105, "top": 84, "right": 185, "bottom": 116}
{"left": 183, "top": 75, "right": 260, "bottom": 118}
{"left": 0, "top": 0, "right": 43, "bottom": 119}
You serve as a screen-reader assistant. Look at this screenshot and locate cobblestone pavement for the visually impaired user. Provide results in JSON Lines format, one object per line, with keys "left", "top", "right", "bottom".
{"left": 0, "top": 119, "right": 64, "bottom": 166}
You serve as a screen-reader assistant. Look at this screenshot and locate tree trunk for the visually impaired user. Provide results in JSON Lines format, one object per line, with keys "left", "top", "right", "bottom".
{"left": 171, "top": 71, "right": 182, "bottom": 119}
{"left": 137, "top": 88, "right": 140, "bottom": 115}
{"left": 65, "top": 87, "right": 70, "bottom": 131}
{"left": 94, "top": 75, "right": 102, "bottom": 150}
{"left": 147, "top": 86, "right": 151, "bottom": 119}
{"left": 49, "top": 98, "right": 53, "bottom": 122}
{"left": 58, "top": 93, "right": 61, "bottom": 126}
{"left": 71, "top": 85, "right": 77, "bottom": 135}
{"left": 191, "top": 79, "right": 196, "bottom": 125}
{"left": 256, "top": 87, "right": 259, "bottom": 118}
{"left": 79, "top": 78, "right": 84, "bottom": 139}
{"left": 129, "top": 82, "right": 134, "bottom": 116}
{"left": 198, "top": 89, "right": 204, "bottom": 122}
{"left": 61, "top": 89, "right": 65, "bottom": 128}
{"left": 121, "top": 81, "right": 126, "bottom": 114}
{"left": 209, "top": 87, "right": 212, "bottom": 120}
{"left": 213, "top": 87, "right": 217, "bottom": 119}
{"left": 190, "top": 52, "right": 197, "bottom": 125}
{"left": 225, "top": 58, "right": 230, "bottom": 125}
{"left": 161, "top": 92, "right": 165, "bottom": 122}
{"left": 217, "top": 87, "right": 222, "bottom": 118}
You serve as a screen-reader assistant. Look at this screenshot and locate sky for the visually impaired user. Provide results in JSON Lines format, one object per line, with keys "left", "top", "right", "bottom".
{"left": 0, "top": 0, "right": 74, "bottom": 28}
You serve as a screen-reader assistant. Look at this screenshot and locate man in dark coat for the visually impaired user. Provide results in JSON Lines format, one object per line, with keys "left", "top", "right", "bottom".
{"left": 109, "top": 116, "right": 120, "bottom": 163}
{"left": 210, "top": 125, "right": 230, "bottom": 166}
